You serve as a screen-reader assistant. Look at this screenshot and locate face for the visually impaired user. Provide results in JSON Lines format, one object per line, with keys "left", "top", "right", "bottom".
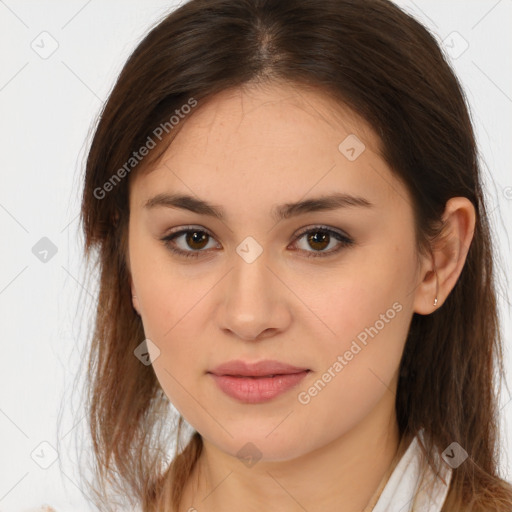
{"left": 127, "top": 82, "right": 424, "bottom": 462}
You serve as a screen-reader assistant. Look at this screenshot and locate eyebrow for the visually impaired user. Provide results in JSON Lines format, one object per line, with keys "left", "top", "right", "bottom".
{"left": 143, "top": 192, "right": 373, "bottom": 221}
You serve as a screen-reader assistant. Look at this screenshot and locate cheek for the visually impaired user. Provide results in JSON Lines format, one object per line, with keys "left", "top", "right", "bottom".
{"left": 129, "top": 222, "right": 212, "bottom": 340}
{"left": 293, "top": 275, "right": 411, "bottom": 445}
{"left": 297, "top": 243, "right": 413, "bottom": 353}
{"left": 128, "top": 227, "right": 212, "bottom": 413}
{"left": 294, "top": 239, "right": 415, "bottom": 404}
{"left": 135, "top": 273, "right": 214, "bottom": 426}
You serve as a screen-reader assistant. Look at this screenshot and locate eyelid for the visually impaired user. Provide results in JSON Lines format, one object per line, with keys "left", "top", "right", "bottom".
{"left": 163, "top": 224, "right": 216, "bottom": 240}
{"left": 291, "top": 224, "right": 351, "bottom": 242}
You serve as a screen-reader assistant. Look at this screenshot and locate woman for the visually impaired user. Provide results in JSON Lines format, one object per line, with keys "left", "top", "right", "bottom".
{"left": 77, "top": 0, "right": 512, "bottom": 510}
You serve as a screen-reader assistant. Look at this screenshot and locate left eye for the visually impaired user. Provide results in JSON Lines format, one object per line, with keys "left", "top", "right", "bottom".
{"left": 292, "top": 227, "right": 354, "bottom": 257}
{"left": 161, "top": 226, "right": 354, "bottom": 259}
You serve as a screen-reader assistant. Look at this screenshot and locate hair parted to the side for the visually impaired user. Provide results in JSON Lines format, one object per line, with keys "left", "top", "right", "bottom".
{"left": 78, "top": 0, "right": 512, "bottom": 510}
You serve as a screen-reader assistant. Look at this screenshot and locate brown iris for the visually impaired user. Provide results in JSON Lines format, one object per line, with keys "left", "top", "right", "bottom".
{"left": 307, "top": 230, "right": 330, "bottom": 251}
{"left": 186, "top": 231, "right": 209, "bottom": 250}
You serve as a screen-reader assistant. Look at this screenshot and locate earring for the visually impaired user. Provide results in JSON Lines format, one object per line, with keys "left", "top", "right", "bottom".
{"left": 433, "top": 268, "right": 439, "bottom": 307}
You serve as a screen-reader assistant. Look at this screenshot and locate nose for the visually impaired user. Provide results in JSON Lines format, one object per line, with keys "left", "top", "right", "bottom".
{"left": 216, "top": 252, "right": 292, "bottom": 341}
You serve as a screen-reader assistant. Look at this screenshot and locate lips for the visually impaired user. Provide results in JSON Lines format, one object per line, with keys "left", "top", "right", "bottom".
{"left": 208, "top": 359, "right": 309, "bottom": 378}
{"left": 208, "top": 360, "right": 311, "bottom": 403}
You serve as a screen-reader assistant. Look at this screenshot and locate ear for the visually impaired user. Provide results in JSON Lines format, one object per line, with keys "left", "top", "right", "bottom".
{"left": 413, "top": 197, "right": 476, "bottom": 315}
{"left": 127, "top": 249, "right": 141, "bottom": 315}
{"left": 130, "top": 276, "right": 141, "bottom": 315}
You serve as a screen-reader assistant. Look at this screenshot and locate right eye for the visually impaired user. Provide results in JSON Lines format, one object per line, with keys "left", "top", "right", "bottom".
{"left": 160, "top": 227, "right": 221, "bottom": 259}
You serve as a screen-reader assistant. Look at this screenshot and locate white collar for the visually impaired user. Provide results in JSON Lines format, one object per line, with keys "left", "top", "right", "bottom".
{"left": 371, "top": 432, "right": 452, "bottom": 512}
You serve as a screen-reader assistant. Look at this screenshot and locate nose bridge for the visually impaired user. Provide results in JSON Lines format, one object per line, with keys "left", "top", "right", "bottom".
{"left": 229, "top": 249, "right": 274, "bottom": 313}
{"left": 218, "top": 246, "right": 290, "bottom": 340}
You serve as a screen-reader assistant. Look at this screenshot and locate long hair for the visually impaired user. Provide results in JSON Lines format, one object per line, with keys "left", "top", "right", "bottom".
{"left": 78, "top": 0, "right": 512, "bottom": 510}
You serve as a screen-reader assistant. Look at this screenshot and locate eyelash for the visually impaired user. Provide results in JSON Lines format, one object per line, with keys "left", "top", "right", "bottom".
{"left": 160, "top": 225, "right": 354, "bottom": 260}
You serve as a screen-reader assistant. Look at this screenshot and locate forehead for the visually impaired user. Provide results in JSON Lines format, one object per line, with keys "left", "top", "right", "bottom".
{"left": 129, "top": 82, "right": 405, "bottom": 212}
{"left": 160, "top": 82, "right": 382, "bottom": 160}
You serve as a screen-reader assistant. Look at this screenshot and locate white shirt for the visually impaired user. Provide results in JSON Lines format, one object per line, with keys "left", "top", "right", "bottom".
{"left": 371, "top": 432, "right": 452, "bottom": 511}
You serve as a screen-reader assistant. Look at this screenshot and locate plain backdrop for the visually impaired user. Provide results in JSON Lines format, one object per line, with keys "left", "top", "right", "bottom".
{"left": 1, "top": 1, "right": 511, "bottom": 510}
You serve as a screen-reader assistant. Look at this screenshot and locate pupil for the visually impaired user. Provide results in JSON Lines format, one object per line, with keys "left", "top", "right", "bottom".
{"left": 308, "top": 231, "right": 329, "bottom": 251}
{"left": 187, "top": 231, "right": 208, "bottom": 249}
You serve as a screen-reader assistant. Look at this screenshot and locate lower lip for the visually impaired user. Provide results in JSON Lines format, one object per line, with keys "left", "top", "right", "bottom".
{"left": 209, "top": 371, "right": 309, "bottom": 403}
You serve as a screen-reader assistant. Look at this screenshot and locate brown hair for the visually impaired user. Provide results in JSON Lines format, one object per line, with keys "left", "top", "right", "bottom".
{"left": 78, "top": 0, "right": 512, "bottom": 510}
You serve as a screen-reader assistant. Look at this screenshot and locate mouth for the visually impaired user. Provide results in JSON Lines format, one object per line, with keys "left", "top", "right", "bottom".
{"left": 207, "top": 360, "right": 311, "bottom": 403}
{"left": 208, "top": 371, "right": 310, "bottom": 404}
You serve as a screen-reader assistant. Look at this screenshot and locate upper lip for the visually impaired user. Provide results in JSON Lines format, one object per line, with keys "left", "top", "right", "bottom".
{"left": 208, "top": 359, "right": 309, "bottom": 377}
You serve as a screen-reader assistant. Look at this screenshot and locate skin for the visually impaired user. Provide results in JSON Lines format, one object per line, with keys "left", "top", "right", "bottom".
{"left": 127, "top": 82, "right": 475, "bottom": 512}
